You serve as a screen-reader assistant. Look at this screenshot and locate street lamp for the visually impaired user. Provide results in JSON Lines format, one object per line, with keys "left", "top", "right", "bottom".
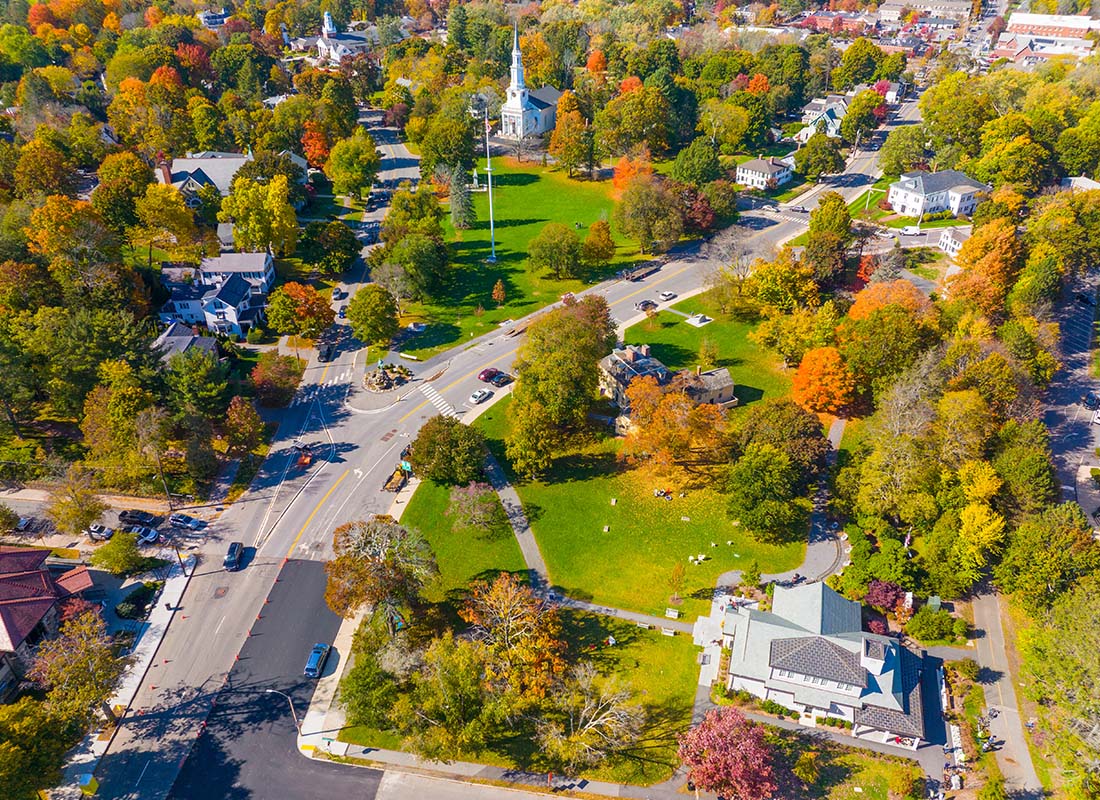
{"left": 264, "top": 689, "right": 301, "bottom": 735}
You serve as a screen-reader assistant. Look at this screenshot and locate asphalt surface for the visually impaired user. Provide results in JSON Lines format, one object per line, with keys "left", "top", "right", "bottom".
{"left": 91, "top": 98, "right": 930, "bottom": 800}
{"left": 167, "top": 560, "right": 378, "bottom": 800}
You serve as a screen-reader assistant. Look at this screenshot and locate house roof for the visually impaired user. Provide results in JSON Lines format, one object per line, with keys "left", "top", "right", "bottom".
{"left": 529, "top": 86, "right": 562, "bottom": 110}
{"left": 738, "top": 157, "right": 789, "bottom": 175}
{"left": 772, "top": 582, "right": 862, "bottom": 635}
{"left": 599, "top": 346, "right": 672, "bottom": 390}
{"left": 165, "top": 282, "right": 207, "bottom": 303}
{"left": 0, "top": 547, "right": 88, "bottom": 653}
{"left": 200, "top": 252, "right": 271, "bottom": 273}
{"left": 894, "top": 169, "right": 989, "bottom": 197}
{"left": 154, "top": 321, "right": 219, "bottom": 363}
{"left": 205, "top": 273, "right": 250, "bottom": 308}
{"left": 853, "top": 646, "right": 925, "bottom": 737}
{"left": 163, "top": 152, "right": 250, "bottom": 196}
{"left": 771, "top": 636, "right": 868, "bottom": 686}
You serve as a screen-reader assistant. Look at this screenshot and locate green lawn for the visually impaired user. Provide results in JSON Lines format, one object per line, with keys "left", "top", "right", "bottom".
{"left": 397, "top": 160, "right": 637, "bottom": 359}
{"left": 847, "top": 176, "right": 894, "bottom": 217}
{"left": 400, "top": 478, "right": 526, "bottom": 610}
{"left": 475, "top": 399, "right": 804, "bottom": 620}
{"left": 625, "top": 290, "right": 793, "bottom": 408}
{"left": 817, "top": 750, "right": 925, "bottom": 800}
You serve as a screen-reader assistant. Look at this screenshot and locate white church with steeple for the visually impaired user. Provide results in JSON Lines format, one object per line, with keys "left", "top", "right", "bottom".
{"left": 499, "top": 24, "right": 561, "bottom": 139}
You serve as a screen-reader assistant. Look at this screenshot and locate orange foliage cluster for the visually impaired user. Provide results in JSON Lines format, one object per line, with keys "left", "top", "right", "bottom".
{"left": 848, "top": 279, "right": 933, "bottom": 321}
{"left": 792, "top": 347, "right": 854, "bottom": 413}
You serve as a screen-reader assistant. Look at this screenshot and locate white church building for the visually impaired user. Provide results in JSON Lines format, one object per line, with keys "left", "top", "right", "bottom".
{"left": 499, "top": 26, "right": 561, "bottom": 139}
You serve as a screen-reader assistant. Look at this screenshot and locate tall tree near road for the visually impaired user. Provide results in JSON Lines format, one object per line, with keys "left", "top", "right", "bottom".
{"left": 614, "top": 175, "right": 683, "bottom": 254}
{"left": 528, "top": 222, "right": 582, "bottom": 279}
{"left": 325, "top": 128, "right": 382, "bottom": 199}
{"left": 408, "top": 415, "right": 486, "bottom": 486}
{"left": 46, "top": 465, "right": 107, "bottom": 537}
{"left": 678, "top": 707, "right": 777, "bottom": 800}
{"left": 346, "top": 284, "right": 398, "bottom": 347}
{"left": 794, "top": 131, "right": 844, "bottom": 180}
{"left": 224, "top": 396, "right": 266, "bottom": 457}
{"left": 266, "top": 282, "right": 335, "bottom": 338}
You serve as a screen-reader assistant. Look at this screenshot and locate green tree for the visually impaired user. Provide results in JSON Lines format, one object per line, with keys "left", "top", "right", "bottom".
{"left": 218, "top": 175, "right": 298, "bottom": 255}
{"left": 131, "top": 184, "right": 201, "bottom": 266}
{"left": 389, "top": 233, "right": 448, "bottom": 300}
{"left": 448, "top": 165, "right": 475, "bottom": 230}
{"left": 92, "top": 151, "right": 154, "bottom": 235}
{"left": 581, "top": 220, "right": 616, "bottom": 268}
{"left": 298, "top": 221, "right": 360, "bottom": 275}
{"left": 89, "top": 532, "right": 145, "bottom": 576}
{"left": 505, "top": 398, "right": 557, "bottom": 478}
{"left": 347, "top": 284, "right": 398, "bottom": 346}
{"left": 832, "top": 38, "right": 885, "bottom": 90}
{"left": 726, "top": 442, "right": 810, "bottom": 542}
{"left": 419, "top": 115, "right": 476, "bottom": 177}
{"left": 324, "top": 129, "right": 382, "bottom": 198}
{"left": 808, "top": 191, "right": 853, "bottom": 246}
{"left": 394, "top": 632, "right": 495, "bottom": 760}
{"left": 0, "top": 697, "right": 75, "bottom": 800}
{"left": 341, "top": 653, "right": 398, "bottom": 728}
{"left": 46, "top": 466, "right": 107, "bottom": 537}
{"left": 594, "top": 85, "right": 670, "bottom": 156}
{"left": 741, "top": 559, "right": 761, "bottom": 588}
{"left": 251, "top": 352, "right": 304, "bottom": 406}
{"left": 528, "top": 222, "right": 583, "bottom": 279}
{"left": 878, "top": 124, "right": 928, "bottom": 176}
{"left": 794, "top": 132, "right": 845, "bottom": 180}
{"left": 408, "top": 415, "right": 486, "bottom": 486}
{"left": 613, "top": 175, "right": 683, "bottom": 253}
{"left": 840, "top": 90, "right": 884, "bottom": 146}
{"left": 670, "top": 138, "right": 721, "bottom": 187}
{"left": 380, "top": 184, "right": 445, "bottom": 245}
{"left": 166, "top": 349, "right": 229, "bottom": 421}
{"left": 549, "top": 103, "right": 589, "bottom": 177}
{"left": 29, "top": 608, "right": 129, "bottom": 722}
{"left": 266, "top": 282, "right": 335, "bottom": 338}
{"left": 697, "top": 98, "right": 751, "bottom": 154}
{"left": 224, "top": 396, "right": 266, "bottom": 457}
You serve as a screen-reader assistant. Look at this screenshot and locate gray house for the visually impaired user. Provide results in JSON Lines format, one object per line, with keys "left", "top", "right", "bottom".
{"left": 723, "top": 582, "right": 929, "bottom": 749}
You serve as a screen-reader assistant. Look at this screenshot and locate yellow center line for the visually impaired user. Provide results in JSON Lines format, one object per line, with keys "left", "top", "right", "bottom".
{"left": 284, "top": 469, "right": 348, "bottom": 559}
{"left": 611, "top": 263, "right": 695, "bottom": 305}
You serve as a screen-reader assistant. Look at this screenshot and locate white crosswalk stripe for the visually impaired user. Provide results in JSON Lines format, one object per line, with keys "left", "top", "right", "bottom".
{"left": 419, "top": 384, "right": 458, "bottom": 418}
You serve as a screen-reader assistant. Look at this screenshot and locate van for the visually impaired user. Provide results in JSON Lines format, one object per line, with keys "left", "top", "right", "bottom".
{"left": 223, "top": 541, "right": 243, "bottom": 571}
{"left": 900, "top": 225, "right": 922, "bottom": 236}
{"left": 303, "top": 643, "right": 331, "bottom": 678}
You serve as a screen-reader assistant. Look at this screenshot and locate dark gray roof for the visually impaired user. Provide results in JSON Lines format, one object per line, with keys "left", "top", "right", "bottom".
{"left": 599, "top": 346, "right": 672, "bottom": 389}
{"left": 166, "top": 282, "right": 206, "bottom": 302}
{"left": 896, "top": 169, "right": 988, "bottom": 197}
{"left": 205, "top": 274, "right": 250, "bottom": 308}
{"left": 154, "top": 321, "right": 218, "bottom": 363}
{"left": 854, "top": 646, "right": 925, "bottom": 737}
{"left": 529, "top": 86, "right": 562, "bottom": 110}
{"left": 739, "top": 157, "right": 789, "bottom": 175}
{"left": 770, "top": 636, "right": 868, "bottom": 687}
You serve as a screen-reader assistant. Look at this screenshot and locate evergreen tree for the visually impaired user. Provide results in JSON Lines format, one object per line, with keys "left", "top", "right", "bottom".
{"left": 449, "top": 165, "right": 475, "bottom": 230}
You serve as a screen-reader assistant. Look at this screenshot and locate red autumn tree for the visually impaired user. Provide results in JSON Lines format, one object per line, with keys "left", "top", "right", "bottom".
{"left": 619, "top": 75, "right": 642, "bottom": 94}
{"left": 678, "top": 708, "right": 777, "bottom": 800}
{"left": 746, "top": 73, "right": 771, "bottom": 95}
{"left": 792, "top": 346, "right": 855, "bottom": 413}
{"left": 586, "top": 49, "right": 607, "bottom": 76}
{"left": 301, "top": 121, "right": 331, "bottom": 168}
{"left": 612, "top": 148, "right": 652, "bottom": 191}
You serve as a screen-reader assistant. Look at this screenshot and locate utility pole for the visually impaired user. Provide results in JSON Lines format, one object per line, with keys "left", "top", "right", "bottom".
{"left": 483, "top": 107, "right": 497, "bottom": 264}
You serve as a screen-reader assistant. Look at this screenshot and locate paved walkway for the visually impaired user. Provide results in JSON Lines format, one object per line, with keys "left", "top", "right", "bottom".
{"left": 58, "top": 555, "right": 197, "bottom": 797}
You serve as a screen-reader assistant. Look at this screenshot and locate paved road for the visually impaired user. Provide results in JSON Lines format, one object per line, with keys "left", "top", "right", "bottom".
{"left": 90, "top": 99, "right": 928, "bottom": 800}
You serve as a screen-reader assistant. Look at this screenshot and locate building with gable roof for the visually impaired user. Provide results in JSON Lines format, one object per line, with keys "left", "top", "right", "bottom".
{"left": 499, "top": 25, "right": 560, "bottom": 139}
{"left": 153, "top": 321, "right": 219, "bottom": 365}
{"left": 887, "top": 170, "right": 990, "bottom": 218}
{"left": 0, "top": 546, "right": 93, "bottom": 699}
{"left": 155, "top": 151, "right": 308, "bottom": 208}
{"left": 723, "top": 582, "right": 931, "bottom": 748}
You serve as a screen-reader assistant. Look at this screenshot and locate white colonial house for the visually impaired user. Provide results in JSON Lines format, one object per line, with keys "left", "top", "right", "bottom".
{"left": 159, "top": 273, "right": 264, "bottom": 337}
{"left": 887, "top": 170, "right": 989, "bottom": 218}
{"left": 736, "top": 157, "right": 793, "bottom": 190}
{"left": 198, "top": 252, "right": 277, "bottom": 296}
{"left": 724, "top": 583, "right": 933, "bottom": 749}
{"left": 499, "top": 26, "right": 561, "bottom": 139}
{"left": 938, "top": 228, "right": 970, "bottom": 258}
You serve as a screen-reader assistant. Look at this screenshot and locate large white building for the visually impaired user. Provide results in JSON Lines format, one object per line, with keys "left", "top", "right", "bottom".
{"left": 724, "top": 583, "right": 933, "bottom": 749}
{"left": 1005, "top": 12, "right": 1100, "bottom": 38}
{"left": 887, "top": 170, "right": 989, "bottom": 218}
{"left": 499, "top": 26, "right": 560, "bottom": 139}
{"left": 735, "top": 157, "right": 793, "bottom": 190}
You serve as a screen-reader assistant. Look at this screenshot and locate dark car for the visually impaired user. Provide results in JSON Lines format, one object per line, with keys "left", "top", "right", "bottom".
{"left": 338, "top": 305, "right": 348, "bottom": 319}
{"left": 489, "top": 372, "right": 512, "bottom": 387}
{"left": 478, "top": 368, "right": 501, "bottom": 382}
{"left": 317, "top": 342, "right": 336, "bottom": 362}
{"left": 223, "top": 541, "right": 244, "bottom": 571}
{"left": 119, "top": 509, "right": 158, "bottom": 527}
{"left": 634, "top": 299, "right": 658, "bottom": 312}
{"left": 1085, "top": 392, "right": 1100, "bottom": 410}
{"left": 303, "top": 643, "right": 331, "bottom": 678}
{"left": 1076, "top": 292, "right": 1096, "bottom": 306}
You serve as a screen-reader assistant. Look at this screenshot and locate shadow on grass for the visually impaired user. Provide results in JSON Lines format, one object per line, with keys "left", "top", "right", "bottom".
{"left": 493, "top": 172, "right": 540, "bottom": 188}
{"left": 398, "top": 321, "right": 461, "bottom": 352}
{"left": 734, "top": 385, "right": 765, "bottom": 405}
{"left": 540, "top": 450, "right": 622, "bottom": 485}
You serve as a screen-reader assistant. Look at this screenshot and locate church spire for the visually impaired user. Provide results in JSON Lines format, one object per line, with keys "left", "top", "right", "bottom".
{"left": 509, "top": 21, "right": 525, "bottom": 93}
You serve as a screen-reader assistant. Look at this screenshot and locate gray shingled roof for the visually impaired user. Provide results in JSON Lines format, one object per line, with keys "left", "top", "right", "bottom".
{"left": 771, "top": 582, "right": 862, "bottom": 635}
{"left": 205, "top": 274, "right": 250, "bottom": 308}
{"left": 896, "top": 169, "right": 988, "bottom": 197}
{"left": 853, "top": 647, "right": 925, "bottom": 737}
{"left": 200, "top": 252, "right": 271, "bottom": 272}
{"left": 770, "top": 636, "right": 868, "bottom": 687}
{"left": 739, "top": 157, "right": 788, "bottom": 175}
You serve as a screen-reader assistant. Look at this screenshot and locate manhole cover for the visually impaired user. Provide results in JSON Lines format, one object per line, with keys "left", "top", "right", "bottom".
{"left": 213, "top": 586, "right": 228, "bottom": 599}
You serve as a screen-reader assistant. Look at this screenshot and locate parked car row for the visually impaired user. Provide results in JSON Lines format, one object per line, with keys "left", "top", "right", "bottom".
{"left": 82, "top": 510, "right": 206, "bottom": 543}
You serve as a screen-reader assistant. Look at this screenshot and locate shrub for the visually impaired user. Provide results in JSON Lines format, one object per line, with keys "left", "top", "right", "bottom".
{"left": 954, "top": 658, "right": 980, "bottom": 682}
{"left": 245, "top": 326, "right": 264, "bottom": 344}
{"left": 114, "top": 581, "right": 161, "bottom": 619}
{"left": 952, "top": 617, "right": 969, "bottom": 639}
{"left": 90, "top": 533, "right": 144, "bottom": 576}
{"left": 905, "top": 605, "right": 958, "bottom": 642}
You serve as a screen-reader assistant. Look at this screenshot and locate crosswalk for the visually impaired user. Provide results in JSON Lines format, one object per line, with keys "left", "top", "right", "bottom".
{"left": 419, "top": 384, "right": 458, "bottom": 418}
{"left": 289, "top": 369, "right": 355, "bottom": 407}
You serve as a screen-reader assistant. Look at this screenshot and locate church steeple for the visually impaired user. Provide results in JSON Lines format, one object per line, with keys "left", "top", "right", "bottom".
{"left": 509, "top": 22, "right": 526, "bottom": 93}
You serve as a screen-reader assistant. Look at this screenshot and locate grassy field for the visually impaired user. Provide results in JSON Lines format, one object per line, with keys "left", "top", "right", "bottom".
{"left": 625, "top": 290, "right": 793, "bottom": 408}
{"left": 476, "top": 399, "right": 804, "bottom": 619}
{"left": 816, "top": 750, "right": 925, "bottom": 800}
{"left": 397, "top": 160, "right": 637, "bottom": 359}
{"left": 399, "top": 478, "right": 526, "bottom": 612}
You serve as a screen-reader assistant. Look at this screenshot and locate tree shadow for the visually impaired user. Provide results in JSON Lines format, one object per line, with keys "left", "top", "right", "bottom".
{"left": 639, "top": 342, "right": 695, "bottom": 371}
{"left": 976, "top": 666, "right": 1003, "bottom": 685}
{"left": 541, "top": 451, "right": 623, "bottom": 486}
{"left": 492, "top": 172, "right": 540, "bottom": 188}
{"left": 397, "top": 321, "right": 461, "bottom": 352}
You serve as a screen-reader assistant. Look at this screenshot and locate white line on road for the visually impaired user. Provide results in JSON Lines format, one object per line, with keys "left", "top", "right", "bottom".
{"left": 134, "top": 759, "right": 150, "bottom": 787}
{"left": 213, "top": 614, "right": 226, "bottom": 637}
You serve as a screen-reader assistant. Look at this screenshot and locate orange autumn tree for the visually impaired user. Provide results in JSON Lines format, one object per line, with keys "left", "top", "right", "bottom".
{"left": 946, "top": 218, "right": 1025, "bottom": 315}
{"left": 848, "top": 279, "right": 934, "bottom": 322}
{"left": 622, "top": 375, "right": 729, "bottom": 475}
{"left": 612, "top": 147, "right": 652, "bottom": 191}
{"left": 746, "top": 73, "right": 770, "bottom": 95}
{"left": 586, "top": 49, "right": 607, "bottom": 78}
{"left": 619, "top": 75, "right": 643, "bottom": 94}
{"left": 301, "top": 121, "right": 331, "bottom": 168}
{"left": 792, "top": 347, "right": 854, "bottom": 413}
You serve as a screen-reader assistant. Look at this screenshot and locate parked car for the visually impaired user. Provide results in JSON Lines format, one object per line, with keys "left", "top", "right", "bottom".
{"left": 303, "top": 643, "right": 331, "bottom": 678}
{"left": 169, "top": 512, "right": 204, "bottom": 530}
{"left": 87, "top": 524, "right": 114, "bottom": 541}
{"left": 477, "top": 368, "right": 501, "bottom": 382}
{"left": 338, "top": 305, "right": 347, "bottom": 319}
{"left": 15, "top": 517, "right": 32, "bottom": 532}
{"left": 658, "top": 291, "right": 677, "bottom": 301}
{"left": 1076, "top": 292, "right": 1095, "bottom": 306}
{"left": 900, "top": 225, "right": 922, "bottom": 236}
{"left": 469, "top": 388, "right": 492, "bottom": 405}
{"left": 126, "top": 525, "right": 159, "bottom": 545}
{"left": 223, "top": 541, "right": 244, "bottom": 571}
{"left": 1085, "top": 392, "right": 1100, "bottom": 410}
{"left": 790, "top": 206, "right": 809, "bottom": 213}
{"left": 634, "top": 299, "right": 658, "bottom": 312}
{"left": 119, "top": 509, "right": 158, "bottom": 526}
{"left": 489, "top": 372, "right": 512, "bottom": 387}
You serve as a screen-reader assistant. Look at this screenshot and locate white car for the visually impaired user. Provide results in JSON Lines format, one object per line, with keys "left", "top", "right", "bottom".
{"left": 126, "top": 525, "right": 160, "bottom": 545}
{"left": 469, "top": 389, "right": 492, "bottom": 405}
{"left": 169, "top": 512, "right": 204, "bottom": 530}
{"left": 659, "top": 291, "right": 677, "bottom": 301}
{"left": 87, "top": 524, "right": 114, "bottom": 541}
{"left": 900, "top": 225, "right": 922, "bottom": 236}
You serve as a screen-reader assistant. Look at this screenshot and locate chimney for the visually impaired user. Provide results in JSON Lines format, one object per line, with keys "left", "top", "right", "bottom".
{"left": 639, "top": 344, "right": 650, "bottom": 357}
{"left": 158, "top": 159, "right": 171, "bottom": 186}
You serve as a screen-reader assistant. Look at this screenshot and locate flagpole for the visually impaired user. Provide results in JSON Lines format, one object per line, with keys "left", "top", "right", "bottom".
{"left": 484, "top": 108, "right": 497, "bottom": 264}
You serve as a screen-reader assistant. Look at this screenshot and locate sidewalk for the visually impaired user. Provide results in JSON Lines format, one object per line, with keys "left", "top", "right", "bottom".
{"left": 58, "top": 554, "right": 197, "bottom": 797}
